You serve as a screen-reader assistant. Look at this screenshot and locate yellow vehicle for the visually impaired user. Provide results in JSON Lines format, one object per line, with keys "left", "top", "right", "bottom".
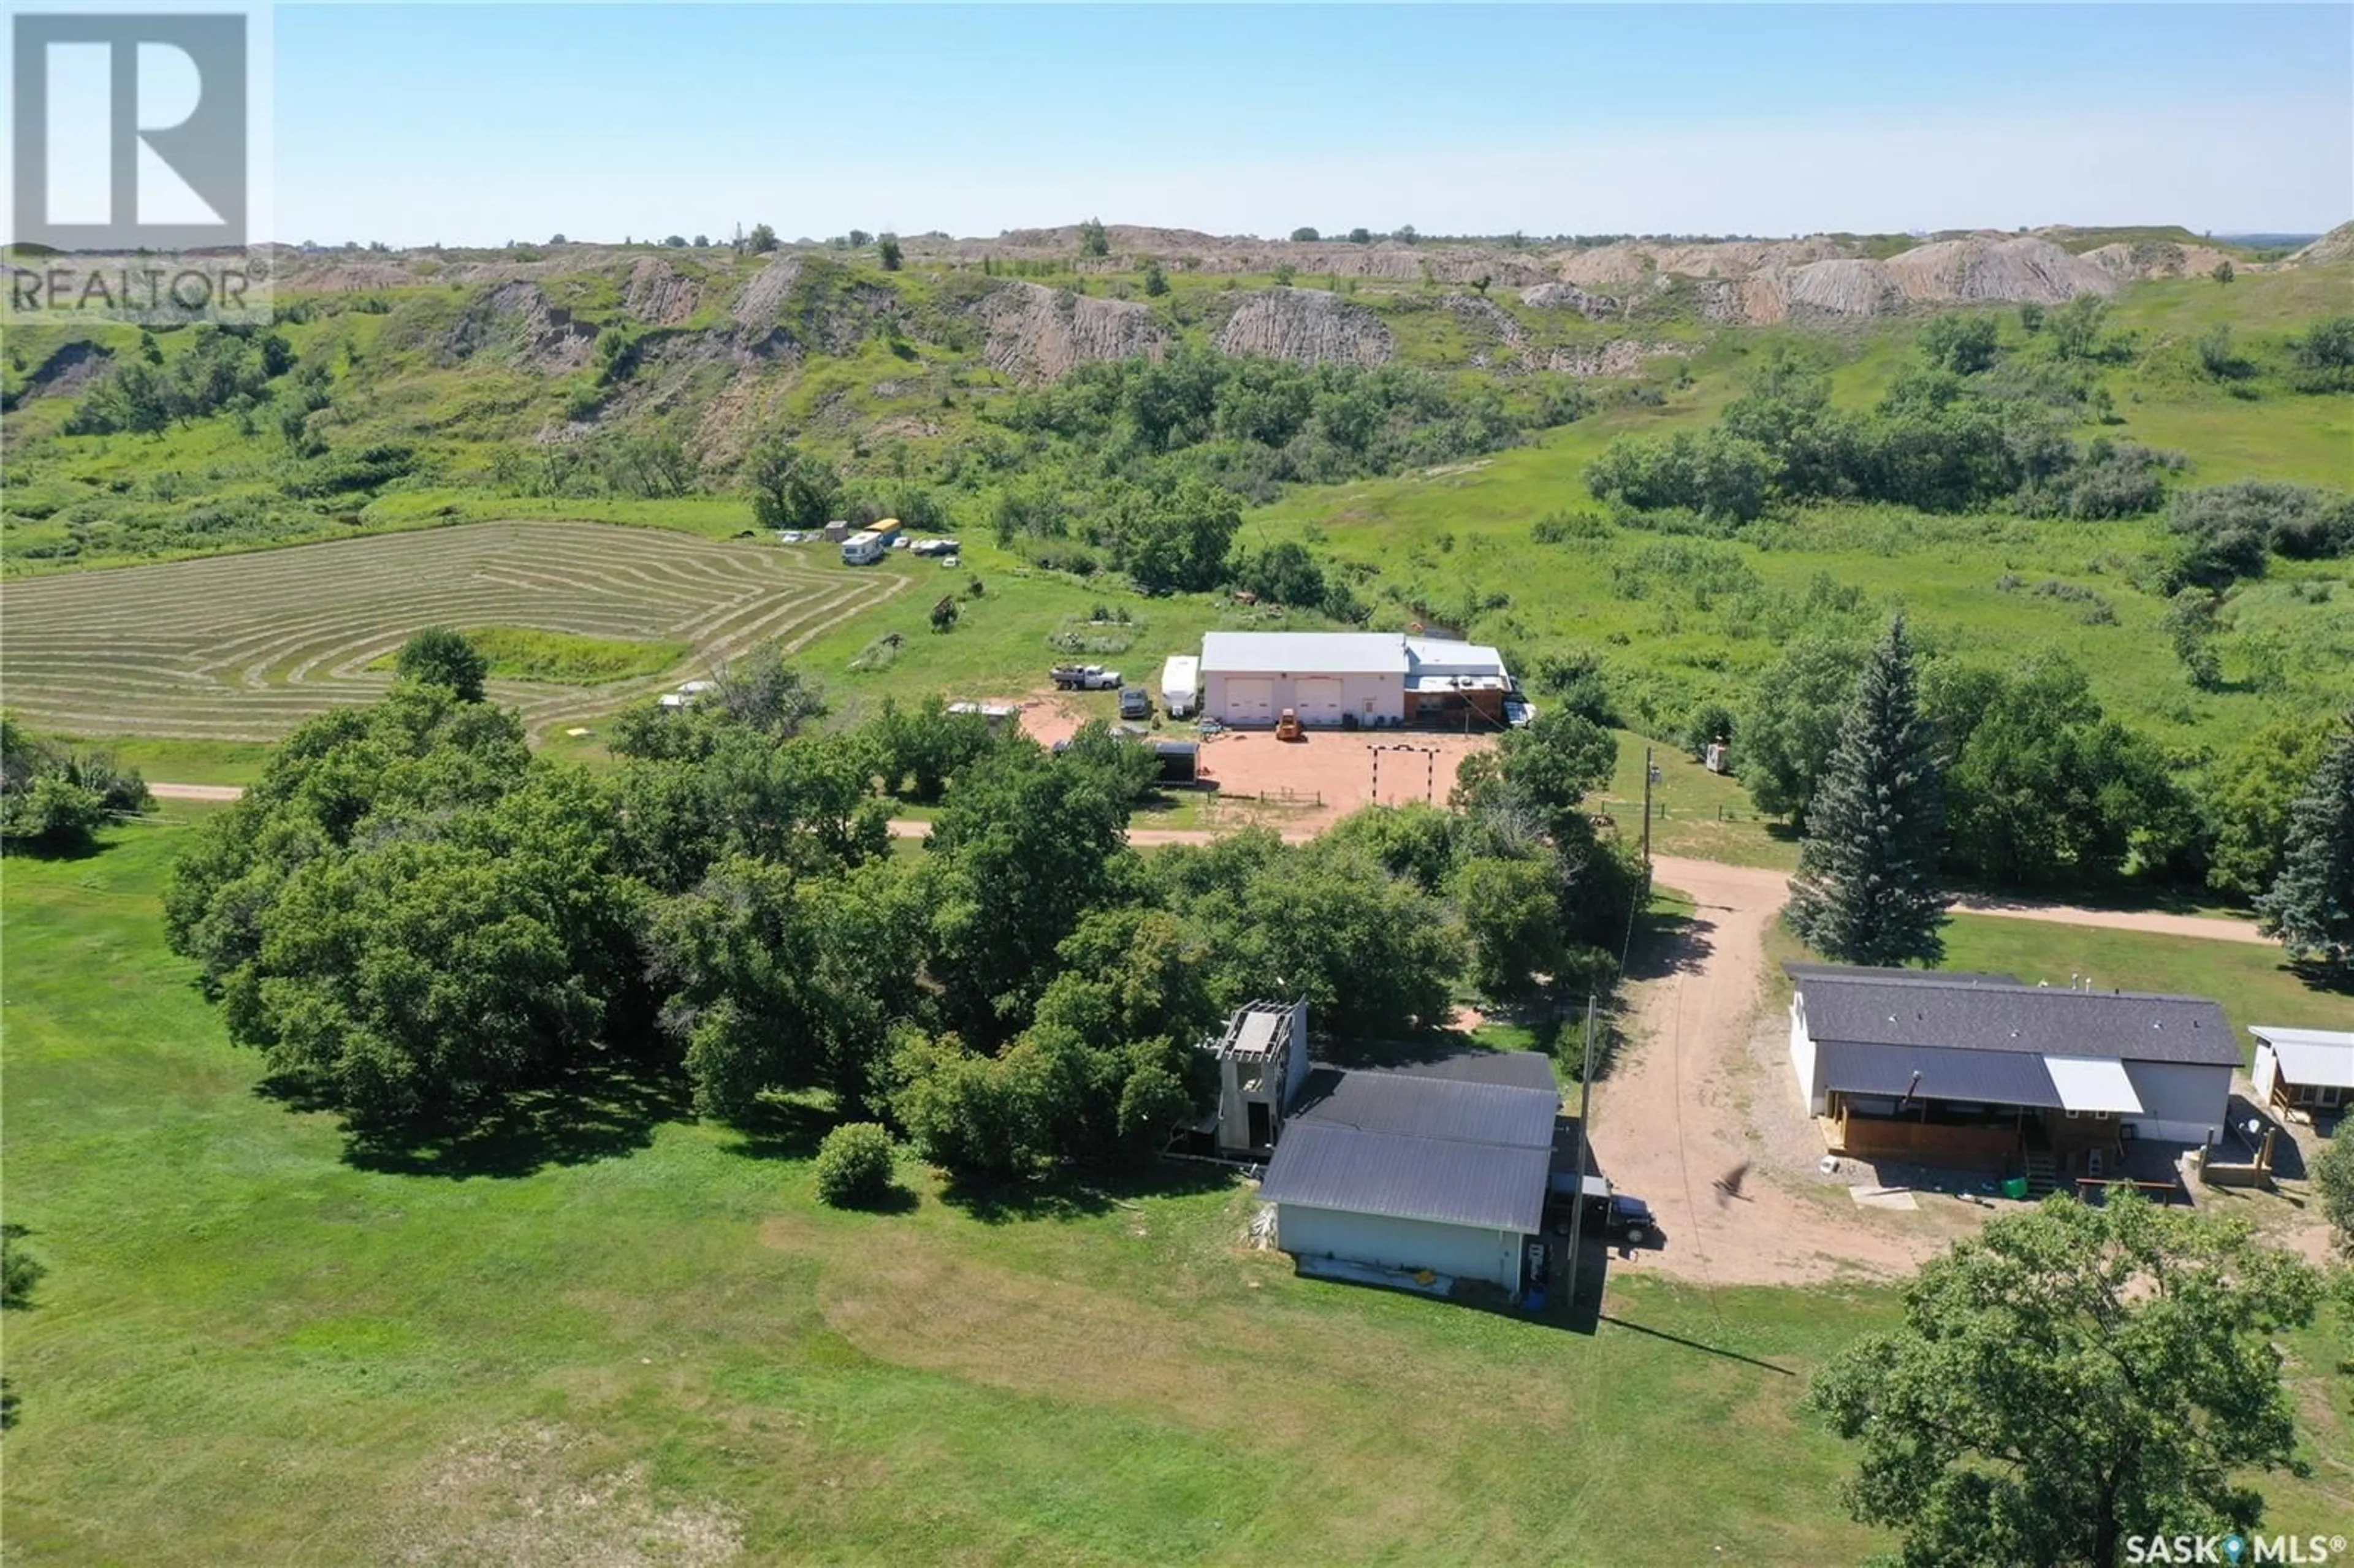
{"left": 1274, "top": 707, "right": 1303, "bottom": 742}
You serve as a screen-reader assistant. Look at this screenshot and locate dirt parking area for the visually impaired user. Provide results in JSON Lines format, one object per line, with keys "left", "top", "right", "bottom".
{"left": 1015, "top": 691, "right": 1498, "bottom": 837}
{"left": 1590, "top": 858, "right": 1994, "bottom": 1288}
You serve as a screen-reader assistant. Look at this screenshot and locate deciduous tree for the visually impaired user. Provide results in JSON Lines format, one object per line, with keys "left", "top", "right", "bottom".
{"left": 1736, "top": 632, "right": 1872, "bottom": 821}
{"left": 744, "top": 437, "right": 841, "bottom": 532}
{"left": 1933, "top": 656, "right": 2193, "bottom": 889}
{"left": 1457, "top": 856, "right": 1567, "bottom": 1002}
{"left": 2314, "top": 1135, "right": 2354, "bottom": 1262}
{"left": 1808, "top": 1193, "right": 2321, "bottom": 1568}
{"left": 394, "top": 626, "right": 488, "bottom": 702}
{"left": 2202, "top": 717, "right": 2332, "bottom": 897}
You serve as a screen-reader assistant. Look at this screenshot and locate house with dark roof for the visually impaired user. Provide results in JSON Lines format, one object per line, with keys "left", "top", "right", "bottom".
{"left": 1785, "top": 964, "right": 2239, "bottom": 1185}
{"left": 1256, "top": 1051, "right": 1560, "bottom": 1290}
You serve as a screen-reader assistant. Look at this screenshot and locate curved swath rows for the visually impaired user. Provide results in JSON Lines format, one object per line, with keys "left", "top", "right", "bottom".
{"left": 0, "top": 522, "right": 908, "bottom": 740}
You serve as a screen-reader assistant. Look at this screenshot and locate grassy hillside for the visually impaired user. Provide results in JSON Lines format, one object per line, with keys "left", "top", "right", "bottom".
{"left": 4, "top": 242, "right": 2348, "bottom": 786}
{"left": 1250, "top": 268, "right": 2354, "bottom": 750}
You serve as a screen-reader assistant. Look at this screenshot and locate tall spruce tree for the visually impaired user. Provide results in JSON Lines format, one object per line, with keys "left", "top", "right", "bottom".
{"left": 2255, "top": 712, "right": 2354, "bottom": 975}
{"left": 1788, "top": 613, "right": 1948, "bottom": 965}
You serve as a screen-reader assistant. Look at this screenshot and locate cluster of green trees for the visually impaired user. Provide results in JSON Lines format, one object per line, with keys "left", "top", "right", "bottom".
{"left": 1586, "top": 345, "right": 2176, "bottom": 526}
{"left": 0, "top": 718, "right": 150, "bottom": 854}
{"left": 164, "top": 638, "right": 1639, "bottom": 1172}
{"left": 1228, "top": 539, "right": 1363, "bottom": 621}
{"left": 953, "top": 348, "right": 1556, "bottom": 595}
{"left": 63, "top": 325, "right": 297, "bottom": 436}
{"left": 1735, "top": 618, "right": 2354, "bottom": 968}
{"left": 1000, "top": 349, "right": 1529, "bottom": 497}
{"left": 1, "top": 1222, "right": 42, "bottom": 1428}
{"left": 2287, "top": 314, "right": 2354, "bottom": 393}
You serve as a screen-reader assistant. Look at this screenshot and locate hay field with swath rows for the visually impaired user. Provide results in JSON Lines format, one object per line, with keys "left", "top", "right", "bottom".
{"left": 0, "top": 521, "right": 907, "bottom": 740}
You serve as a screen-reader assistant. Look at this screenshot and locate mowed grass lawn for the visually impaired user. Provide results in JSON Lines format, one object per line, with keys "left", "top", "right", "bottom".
{"left": 4, "top": 823, "right": 1889, "bottom": 1567}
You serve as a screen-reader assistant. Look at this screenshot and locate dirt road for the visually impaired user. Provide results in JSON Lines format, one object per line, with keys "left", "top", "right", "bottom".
{"left": 147, "top": 783, "right": 246, "bottom": 802}
{"left": 1948, "top": 891, "right": 2269, "bottom": 945}
{"left": 1587, "top": 858, "right": 1967, "bottom": 1286}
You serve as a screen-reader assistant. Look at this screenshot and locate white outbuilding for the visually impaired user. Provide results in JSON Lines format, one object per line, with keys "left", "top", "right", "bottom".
{"left": 1197, "top": 631, "right": 1515, "bottom": 728}
{"left": 2250, "top": 1026, "right": 2353, "bottom": 1122}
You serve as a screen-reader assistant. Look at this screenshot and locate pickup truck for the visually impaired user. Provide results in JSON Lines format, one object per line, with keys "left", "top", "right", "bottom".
{"left": 1050, "top": 664, "right": 1122, "bottom": 691}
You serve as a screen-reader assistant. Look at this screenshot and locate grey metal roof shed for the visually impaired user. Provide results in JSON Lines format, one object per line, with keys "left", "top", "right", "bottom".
{"left": 1258, "top": 1068, "right": 1559, "bottom": 1236}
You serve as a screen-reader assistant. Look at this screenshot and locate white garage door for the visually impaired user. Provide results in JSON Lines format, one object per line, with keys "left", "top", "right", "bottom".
{"left": 1223, "top": 677, "right": 1274, "bottom": 724}
{"left": 1295, "top": 677, "right": 1344, "bottom": 726}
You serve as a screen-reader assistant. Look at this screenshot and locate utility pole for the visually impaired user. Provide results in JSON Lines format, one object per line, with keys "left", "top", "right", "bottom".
{"left": 1640, "top": 745, "right": 1655, "bottom": 878}
{"left": 1564, "top": 992, "right": 1599, "bottom": 1313}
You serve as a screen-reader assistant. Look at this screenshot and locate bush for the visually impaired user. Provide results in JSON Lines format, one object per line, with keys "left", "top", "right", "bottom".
{"left": 2289, "top": 316, "right": 2354, "bottom": 394}
{"left": 1531, "top": 509, "right": 1612, "bottom": 544}
{"left": 2166, "top": 480, "right": 2354, "bottom": 588}
{"left": 813, "top": 1122, "right": 899, "bottom": 1208}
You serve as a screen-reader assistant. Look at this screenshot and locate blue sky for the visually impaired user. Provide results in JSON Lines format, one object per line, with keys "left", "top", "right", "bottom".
{"left": 272, "top": 4, "right": 2353, "bottom": 244}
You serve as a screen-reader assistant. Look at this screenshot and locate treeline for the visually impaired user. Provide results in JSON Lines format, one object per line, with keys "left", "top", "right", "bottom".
{"left": 742, "top": 426, "right": 1369, "bottom": 615}
{"left": 1585, "top": 322, "right": 2354, "bottom": 593}
{"left": 1725, "top": 631, "right": 2336, "bottom": 902}
{"left": 997, "top": 348, "right": 1533, "bottom": 491}
{"left": 61, "top": 325, "right": 296, "bottom": 436}
{"left": 162, "top": 641, "right": 1639, "bottom": 1178}
{"left": 1586, "top": 340, "right": 2178, "bottom": 526}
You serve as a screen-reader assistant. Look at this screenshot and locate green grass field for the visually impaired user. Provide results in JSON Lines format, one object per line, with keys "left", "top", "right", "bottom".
{"left": 1936, "top": 916, "right": 2347, "bottom": 1050}
{"left": 3, "top": 823, "right": 1902, "bottom": 1566}
{"left": 365, "top": 625, "right": 692, "bottom": 685}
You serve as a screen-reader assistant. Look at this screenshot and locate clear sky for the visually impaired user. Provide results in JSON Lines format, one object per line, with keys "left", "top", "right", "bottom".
{"left": 271, "top": 4, "right": 2354, "bottom": 245}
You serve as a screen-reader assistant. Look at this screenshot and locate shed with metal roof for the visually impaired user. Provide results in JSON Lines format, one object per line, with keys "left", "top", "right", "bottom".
{"left": 2250, "top": 1025, "right": 2353, "bottom": 1123}
{"left": 1258, "top": 1060, "right": 1559, "bottom": 1290}
{"left": 1196, "top": 631, "right": 1518, "bottom": 729}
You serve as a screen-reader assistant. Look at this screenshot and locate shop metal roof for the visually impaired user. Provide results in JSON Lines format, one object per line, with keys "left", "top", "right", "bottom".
{"left": 1257, "top": 1066, "right": 1559, "bottom": 1234}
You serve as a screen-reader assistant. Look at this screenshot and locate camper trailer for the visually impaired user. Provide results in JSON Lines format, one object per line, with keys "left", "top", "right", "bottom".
{"left": 1160, "top": 655, "right": 1200, "bottom": 718}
